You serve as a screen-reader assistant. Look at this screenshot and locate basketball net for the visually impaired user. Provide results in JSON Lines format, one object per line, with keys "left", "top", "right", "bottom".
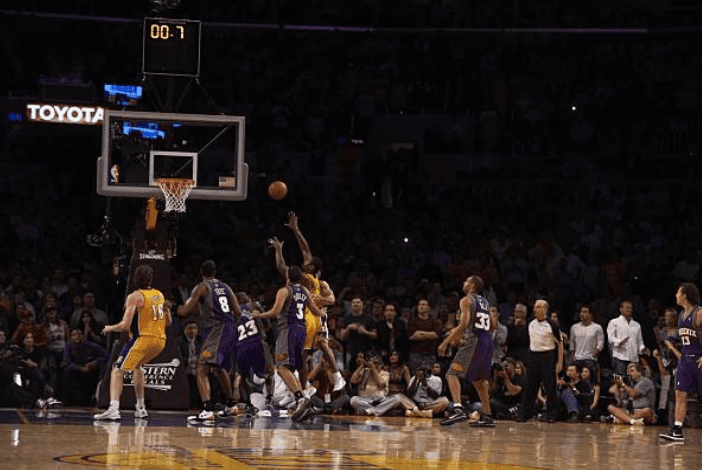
{"left": 156, "top": 178, "right": 195, "bottom": 213}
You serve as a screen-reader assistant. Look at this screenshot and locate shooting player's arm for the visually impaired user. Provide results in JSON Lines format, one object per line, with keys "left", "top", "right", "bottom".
{"left": 285, "top": 211, "right": 313, "bottom": 266}
{"left": 268, "top": 237, "right": 289, "bottom": 280}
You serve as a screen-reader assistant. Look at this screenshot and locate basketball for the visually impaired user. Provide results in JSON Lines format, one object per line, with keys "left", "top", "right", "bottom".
{"left": 268, "top": 180, "right": 288, "bottom": 200}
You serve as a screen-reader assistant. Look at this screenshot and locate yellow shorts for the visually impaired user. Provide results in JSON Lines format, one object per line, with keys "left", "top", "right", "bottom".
{"left": 114, "top": 335, "right": 166, "bottom": 371}
{"left": 303, "top": 310, "right": 324, "bottom": 350}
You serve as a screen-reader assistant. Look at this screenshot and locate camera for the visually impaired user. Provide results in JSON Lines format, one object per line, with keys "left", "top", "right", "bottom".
{"left": 612, "top": 374, "right": 622, "bottom": 382}
{"left": 366, "top": 352, "right": 380, "bottom": 365}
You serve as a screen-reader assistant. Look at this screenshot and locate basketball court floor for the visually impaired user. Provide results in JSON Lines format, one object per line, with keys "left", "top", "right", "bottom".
{"left": 1, "top": 408, "right": 701, "bottom": 470}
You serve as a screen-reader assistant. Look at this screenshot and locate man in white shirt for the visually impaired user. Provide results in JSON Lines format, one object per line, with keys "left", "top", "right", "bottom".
{"left": 607, "top": 300, "right": 647, "bottom": 376}
{"left": 570, "top": 305, "right": 605, "bottom": 380}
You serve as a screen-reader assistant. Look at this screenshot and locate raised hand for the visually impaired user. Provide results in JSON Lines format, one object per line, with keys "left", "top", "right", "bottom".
{"left": 285, "top": 211, "right": 299, "bottom": 231}
{"left": 267, "top": 237, "right": 284, "bottom": 251}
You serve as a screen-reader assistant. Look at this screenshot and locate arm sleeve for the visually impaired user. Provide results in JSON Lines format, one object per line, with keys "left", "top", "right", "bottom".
{"left": 606, "top": 319, "right": 620, "bottom": 346}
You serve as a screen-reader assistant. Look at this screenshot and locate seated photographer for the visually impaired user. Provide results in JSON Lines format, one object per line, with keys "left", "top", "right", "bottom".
{"left": 558, "top": 363, "right": 597, "bottom": 422}
{"left": 489, "top": 358, "right": 523, "bottom": 420}
{"left": 349, "top": 351, "right": 402, "bottom": 417}
{"left": 406, "top": 363, "right": 449, "bottom": 417}
{"left": 602, "top": 362, "right": 655, "bottom": 425}
{"left": 0, "top": 329, "right": 39, "bottom": 408}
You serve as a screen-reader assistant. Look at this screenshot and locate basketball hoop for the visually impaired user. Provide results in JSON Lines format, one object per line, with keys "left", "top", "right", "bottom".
{"left": 155, "top": 178, "right": 195, "bottom": 213}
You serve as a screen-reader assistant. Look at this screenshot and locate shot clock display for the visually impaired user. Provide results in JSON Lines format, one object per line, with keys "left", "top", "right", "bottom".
{"left": 142, "top": 17, "right": 201, "bottom": 77}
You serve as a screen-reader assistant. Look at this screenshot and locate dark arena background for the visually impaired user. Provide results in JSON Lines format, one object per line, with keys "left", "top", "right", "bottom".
{"left": 1, "top": 1, "right": 702, "bottom": 469}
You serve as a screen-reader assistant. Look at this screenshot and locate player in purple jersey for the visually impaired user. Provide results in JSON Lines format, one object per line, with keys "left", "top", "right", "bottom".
{"left": 234, "top": 292, "right": 274, "bottom": 409}
{"left": 253, "top": 266, "right": 323, "bottom": 422}
{"left": 661, "top": 282, "right": 702, "bottom": 442}
{"left": 439, "top": 275, "right": 496, "bottom": 427}
{"left": 177, "top": 259, "right": 242, "bottom": 424}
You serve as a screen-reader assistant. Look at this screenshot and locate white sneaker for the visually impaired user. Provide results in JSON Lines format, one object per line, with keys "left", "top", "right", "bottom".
{"left": 333, "top": 373, "right": 346, "bottom": 392}
{"left": 134, "top": 408, "right": 148, "bottom": 419}
{"left": 187, "top": 410, "right": 215, "bottom": 424}
{"left": 94, "top": 408, "right": 121, "bottom": 421}
{"left": 630, "top": 418, "right": 644, "bottom": 426}
{"left": 303, "top": 386, "right": 317, "bottom": 399}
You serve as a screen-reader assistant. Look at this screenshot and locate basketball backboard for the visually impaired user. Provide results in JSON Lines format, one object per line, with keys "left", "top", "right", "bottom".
{"left": 97, "top": 110, "right": 248, "bottom": 201}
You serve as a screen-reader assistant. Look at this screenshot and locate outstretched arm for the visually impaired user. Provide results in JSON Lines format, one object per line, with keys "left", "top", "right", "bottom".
{"left": 285, "top": 211, "right": 313, "bottom": 266}
{"left": 268, "top": 237, "right": 289, "bottom": 281}
{"left": 254, "top": 287, "right": 288, "bottom": 320}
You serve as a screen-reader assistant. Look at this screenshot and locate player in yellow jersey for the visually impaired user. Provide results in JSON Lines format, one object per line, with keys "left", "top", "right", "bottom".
{"left": 94, "top": 265, "right": 171, "bottom": 421}
{"left": 276, "top": 212, "right": 345, "bottom": 391}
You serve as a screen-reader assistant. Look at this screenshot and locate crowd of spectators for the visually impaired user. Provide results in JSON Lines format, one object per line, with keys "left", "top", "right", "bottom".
{"left": 0, "top": 5, "right": 701, "bottom": 422}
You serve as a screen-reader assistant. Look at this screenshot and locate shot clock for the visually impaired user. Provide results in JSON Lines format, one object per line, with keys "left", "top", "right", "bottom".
{"left": 142, "top": 17, "right": 201, "bottom": 77}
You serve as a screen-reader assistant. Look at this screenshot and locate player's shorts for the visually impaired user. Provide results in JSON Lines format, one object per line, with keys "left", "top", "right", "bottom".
{"left": 275, "top": 325, "right": 306, "bottom": 371}
{"left": 303, "top": 311, "right": 328, "bottom": 350}
{"left": 676, "top": 355, "right": 702, "bottom": 394}
{"left": 237, "top": 339, "right": 273, "bottom": 379}
{"left": 113, "top": 335, "right": 166, "bottom": 372}
{"left": 447, "top": 331, "right": 493, "bottom": 381}
{"left": 200, "top": 321, "right": 237, "bottom": 369}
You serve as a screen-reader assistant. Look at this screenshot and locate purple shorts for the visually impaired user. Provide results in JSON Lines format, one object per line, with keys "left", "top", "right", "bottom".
{"left": 448, "top": 332, "right": 494, "bottom": 382}
{"left": 676, "top": 355, "right": 702, "bottom": 395}
{"left": 200, "top": 321, "right": 237, "bottom": 369}
{"left": 275, "top": 325, "right": 306, "bottom": 371}
{"left": 237, "top": 340, "right": 271, "bottom": 379}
